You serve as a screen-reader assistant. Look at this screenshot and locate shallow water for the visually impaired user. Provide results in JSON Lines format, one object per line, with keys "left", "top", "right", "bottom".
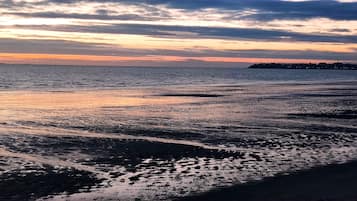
{"left": 0, "top": 64, "right": 357, "bottom": 200}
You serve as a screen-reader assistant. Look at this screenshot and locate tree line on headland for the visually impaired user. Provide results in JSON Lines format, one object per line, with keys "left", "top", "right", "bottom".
{"left": 249, "top": 63, "right": 357, "bottom": 70}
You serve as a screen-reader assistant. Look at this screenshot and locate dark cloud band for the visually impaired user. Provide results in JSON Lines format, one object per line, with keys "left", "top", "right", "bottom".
{"left": 2, "top": 37, "right": 356, "bottom": 61}
{"left": 10, "top": 23, "right": 357, "bottom": 43}
{"left": 42, "top": 0, "right": 357, "bottom": 21}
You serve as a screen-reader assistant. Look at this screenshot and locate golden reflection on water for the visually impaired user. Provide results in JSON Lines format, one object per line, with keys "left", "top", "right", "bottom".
{"left": 0, "top": 90, "right": 197, "bottom": 110}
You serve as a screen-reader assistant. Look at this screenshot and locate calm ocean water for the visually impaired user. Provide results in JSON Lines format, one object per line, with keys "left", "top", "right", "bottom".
{"left": 1, "top": 64, "right": 357, "bottom": 90}
{"left": 1, "top": 64, "right": 357, "bottom": 200}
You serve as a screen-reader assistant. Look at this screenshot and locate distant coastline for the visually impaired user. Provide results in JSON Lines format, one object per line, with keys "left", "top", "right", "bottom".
{"left": 249, "top": 63, "right": 357, "bottom": 70}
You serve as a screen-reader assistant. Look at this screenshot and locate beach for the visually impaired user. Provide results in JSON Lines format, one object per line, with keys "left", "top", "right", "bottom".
{"left": 178, "top": 160, "right": 357, "bottom": 201}
{"left": 0, "top": 65, "right": 357, "bottom": 200}
{"left": 2, "top": 0, "right": 357, "bottom": 199}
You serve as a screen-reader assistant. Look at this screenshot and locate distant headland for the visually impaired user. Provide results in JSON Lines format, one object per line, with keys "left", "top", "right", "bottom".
{"left": 249, "top": 63, "right": 357, "bottom": 70}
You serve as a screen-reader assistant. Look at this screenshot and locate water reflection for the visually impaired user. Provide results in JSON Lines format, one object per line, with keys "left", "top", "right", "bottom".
{"left": 1, "top": 82, "right": 357, "bottom": 200}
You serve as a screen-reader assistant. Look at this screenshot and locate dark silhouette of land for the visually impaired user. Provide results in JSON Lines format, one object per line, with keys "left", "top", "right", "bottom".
{"left": 249, "top": 63, "right": 357, "bottom": 70}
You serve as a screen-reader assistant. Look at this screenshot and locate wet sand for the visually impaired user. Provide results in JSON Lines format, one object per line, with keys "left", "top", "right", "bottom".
{"left": 178, "top": 160, "right": 357, "bottom": 201}
{"left": 1, "top": 81, "right": 357, "bottom": 200}
{"left": 0, "top": 164, "right": 103, "bottom": 201}
{"left": 0, "top": 135, "right": 245, "bottom": 200}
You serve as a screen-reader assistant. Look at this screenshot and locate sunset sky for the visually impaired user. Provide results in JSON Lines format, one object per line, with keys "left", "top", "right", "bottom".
{"left": 1, "top": 0, "right": 357, "bottom": 67}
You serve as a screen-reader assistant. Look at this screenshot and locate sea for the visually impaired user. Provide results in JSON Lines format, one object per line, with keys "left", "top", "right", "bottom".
{"left": 1, "top": 64, "right": 357, "bottom": 201}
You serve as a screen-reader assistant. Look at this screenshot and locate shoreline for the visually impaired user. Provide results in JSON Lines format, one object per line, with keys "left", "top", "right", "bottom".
{"left": 177, "top": 160, "right": 357, "bottom": 201}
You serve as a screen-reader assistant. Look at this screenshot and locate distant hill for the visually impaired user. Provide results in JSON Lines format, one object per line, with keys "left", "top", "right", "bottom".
{"left": 249, "top": 63, "right": 357, "bottom": 70}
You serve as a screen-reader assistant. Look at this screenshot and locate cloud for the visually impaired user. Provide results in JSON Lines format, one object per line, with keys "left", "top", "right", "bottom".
{"left": 42, "top": 0, "right": 357, "bottom": 21}
{"left": 1, "top": 0, "right": 356, "bottom": 65}
{"left": 12, "top": 23, "right": 357, "bottom": 43}
{"left": 3, "top": 1, "right": 357, "bottom": 24}
{"left": 329, "top": 28, "right": 351, "bottom": 33}
{"left": 0, "top": 38, "right": 129, "bottom": 55}
{"left": 2, "top": 37, "right": 356, "bottom": 61}
{"left": 4, "top": 11, "right": 156, "bottom": 21}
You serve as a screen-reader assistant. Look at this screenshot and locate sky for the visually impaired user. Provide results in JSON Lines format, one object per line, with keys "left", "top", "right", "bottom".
{"left": 0, "top": 0, "right": 357, "bottom": 67}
